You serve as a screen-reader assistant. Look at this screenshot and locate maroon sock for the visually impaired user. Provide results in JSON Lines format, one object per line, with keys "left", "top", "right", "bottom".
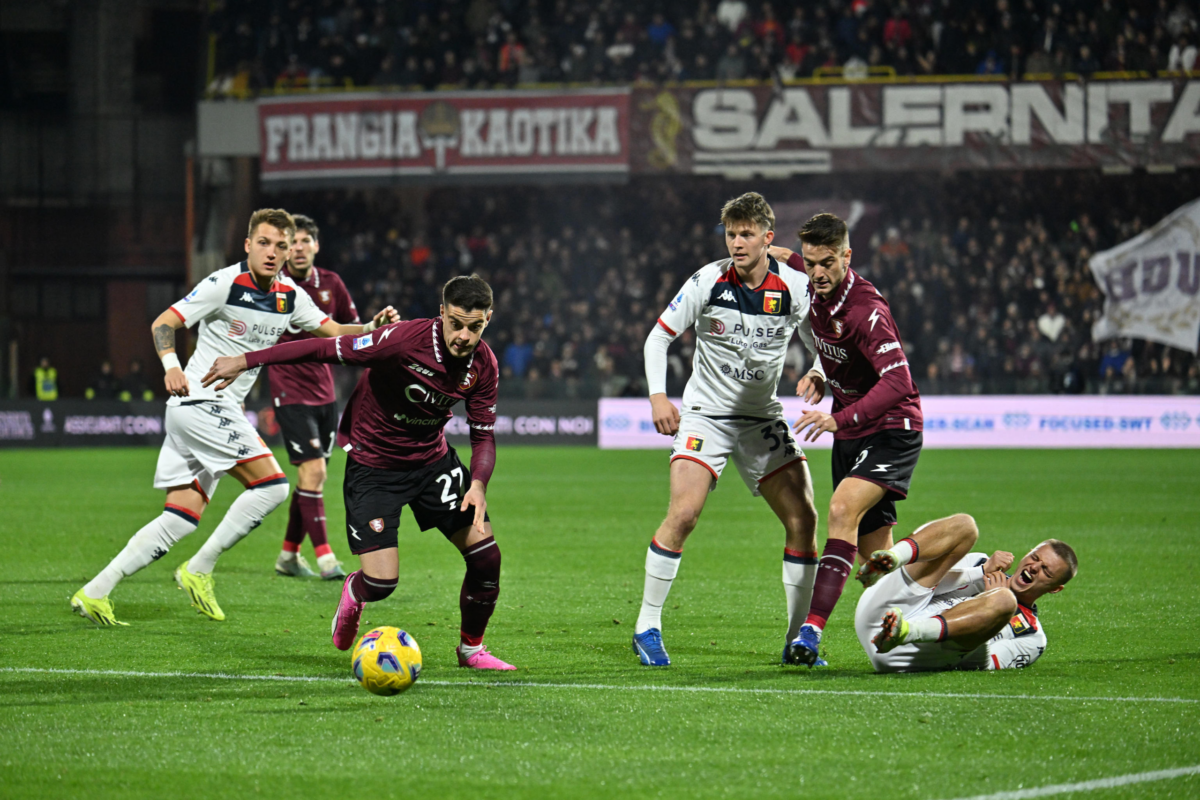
{"left": 282, "top": 491, "right": 305, "bottom": 551}
{"left": 349, "top": 570, "right": 396, "bottom": 603}
{"left": 296, "top": 490, "right": 330, "bottom": 557}
{"left": 804, "top": 538, "right": 859, "bottom": 630}
{"left": 459, "top": 537, "right": 501, "bottom": 647}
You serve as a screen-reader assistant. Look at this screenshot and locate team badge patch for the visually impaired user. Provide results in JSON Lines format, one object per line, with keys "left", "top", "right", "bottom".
{"left": 318, "top": 289, "right": 331, "bottom": 304}
{"left": 709, "top": 319, "right": 725, "bottom": 335}
{"left": 685, "top": 435, "right": 704, "bottom": 452}
{"left": 1008, "top": 610, "right": 1038, "bottom": 637}
{"left": 276, "top": 293, "right": 287, "bottom": 313}
{"left": 831, "top": 319, "right": 844, "bottom": 338}
{"left": 352, "top": 334, "right": 373, "bottom": 350}
{"left": 459, "top": 369, "right": 478, "bottom": 390}
{"left": 764, "top": 291, "right": 782, "bottom": 314}
{"left": 369, "top": 518, "right": 385, "bottom": 533}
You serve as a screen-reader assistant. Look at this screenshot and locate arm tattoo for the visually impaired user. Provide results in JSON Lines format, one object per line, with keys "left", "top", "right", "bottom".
{"left": 153, "top": 323, "right": 176, "bottom": 354}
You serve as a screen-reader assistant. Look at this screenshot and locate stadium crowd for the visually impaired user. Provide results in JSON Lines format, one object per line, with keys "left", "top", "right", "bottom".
{"left": 206, "top": 0, "right": 1200, "bottom": 97}
{"left": 275, "top": 170, "right": 1200, "bottom": 401}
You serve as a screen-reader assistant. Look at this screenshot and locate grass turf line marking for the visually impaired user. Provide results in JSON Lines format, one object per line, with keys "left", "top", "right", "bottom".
{"left": 935, "top": 764, "right": 1200, "bottom": 800}
{"left": 3, "top": 667, "right": 1198, "bottom": 705}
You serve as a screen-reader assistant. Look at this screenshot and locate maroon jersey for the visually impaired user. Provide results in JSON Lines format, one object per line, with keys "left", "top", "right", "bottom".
{"left": 244, "top": 318, "right": 498, "bottom": 485}
{"left": 267, "top": 265, "right": 360, "bottom": 406}
{"left": 789, "top": 259, "right": 922, "bottom": 439}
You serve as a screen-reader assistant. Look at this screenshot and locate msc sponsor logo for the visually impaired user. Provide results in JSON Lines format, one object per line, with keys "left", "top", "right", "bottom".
{"left": 228, "top": 320, "right": 247, "bottom": 337}
{"left": 1003, "top": 412, "right": 1032, "bottom": 428}
{"left": 720, "top": 363, "right": 767, "bottom": 381}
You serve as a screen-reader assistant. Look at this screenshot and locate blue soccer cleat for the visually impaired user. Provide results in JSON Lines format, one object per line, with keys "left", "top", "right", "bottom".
{"left": 632, "top": 628, "right": 671, "bottom": 666}
{"left": 782, "top": 642, "right": 828, "bottom": 667}
{"left": 785, "top": 623, "right": 823, "bottom": 667}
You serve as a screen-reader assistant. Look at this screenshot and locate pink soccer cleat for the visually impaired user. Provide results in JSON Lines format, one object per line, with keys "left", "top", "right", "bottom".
{"left": 457, "top": 645, "right": 516, "bottom": 670}
{"left": 331, "top": 573, "right": 364, "bottom": 651}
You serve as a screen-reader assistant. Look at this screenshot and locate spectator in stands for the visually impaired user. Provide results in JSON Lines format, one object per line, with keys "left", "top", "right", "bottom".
{"left": 86, "top": 360, "right": 120, "bottom": 400}
{"left": 503, "top": 331, "right": 535, "bottom": 379}
{"left": 33, "top": 356, "right": 58, "bottom": 401}
{"left": 121, "top": 359, "right": 155, "bottom": 402}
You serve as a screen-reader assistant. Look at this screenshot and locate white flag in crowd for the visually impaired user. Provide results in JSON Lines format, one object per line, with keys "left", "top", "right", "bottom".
{"left": 1090, "top": 197, "right": 1200, "bottom": 354}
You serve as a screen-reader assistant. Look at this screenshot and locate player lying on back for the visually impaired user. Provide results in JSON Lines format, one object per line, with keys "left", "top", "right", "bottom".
{"left": 633, "top": 192, "right": 828, "bottom": 667}
{"left": 204, "top": 275, "right": 515, "bottom": 670}
{"left": 71, "top": 209, "right": 397, "bottom": 626}
{"left": 768, "top": 213, "right": 924, "bottom": 668}
{"left": 854, "top": 513, "right": 1078, "bottom": 672}
{"left": 268, "top": 214, "right": 362, "bottom": 581}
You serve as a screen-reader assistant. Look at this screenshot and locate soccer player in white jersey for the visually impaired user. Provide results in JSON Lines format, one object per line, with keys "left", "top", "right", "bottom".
{"left": 71, "top": 208, "right": 397, "bottom": 626}
{"left": 633, "top": 192, "right": 827, "bottom": 666}
{"left": 854, "top": 513, "right": 1077, "bottom": 671}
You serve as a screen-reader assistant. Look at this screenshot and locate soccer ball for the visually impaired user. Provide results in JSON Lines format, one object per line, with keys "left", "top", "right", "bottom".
{"left": 351, "top": 626, "right": 422, "bottom": 696}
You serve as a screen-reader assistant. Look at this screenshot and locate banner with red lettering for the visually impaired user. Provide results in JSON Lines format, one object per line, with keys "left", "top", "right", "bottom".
{"left": 1090, "top": 197, "right": 1200, "bottom": 354}
{"left": 258, "top": 89, "right": 630, "bottom": 186}
{"left": 631, "top": 80, "right": 1200, "bottom": 176}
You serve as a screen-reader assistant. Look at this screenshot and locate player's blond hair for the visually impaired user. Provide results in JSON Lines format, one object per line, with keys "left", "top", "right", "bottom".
{"left": 247, "top": 208, "right": 296, "bottom": 240}
{"left": 720, "top": 192, "right": 775, "bottom": 233}
{"left": 1040, "top": 539, "right": 1078, "bottom": 586}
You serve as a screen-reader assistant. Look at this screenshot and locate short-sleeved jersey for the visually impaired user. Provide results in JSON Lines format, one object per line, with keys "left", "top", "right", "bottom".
{"left": 168, "top": 262, "right": 329, "bottom": 406}
{"left": 268, "top": 265, "right": 360, "bottom": 407}
{"left": 656, "top": 257, "right": 821, "bottom": 418}
{"left": 246, "top": 317, "right": 498, "bottom": 472}
{"left": 804, "top": 267, "right": 922, "bottom": 438}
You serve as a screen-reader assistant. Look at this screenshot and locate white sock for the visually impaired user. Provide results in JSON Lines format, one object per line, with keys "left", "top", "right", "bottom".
{"left": 906, "top": 615, "right": 947, "bottom": 644}
{"left": 317, "top": 552, "right": 340, "bottom": 571}
{"left": 458, "top": 642, "right": 484, "bottom": 659}
{"left": 189, "top": 481, "right": 288, "bottom": 573}
{"left": 84, "top": 509, "right": 198, "bottom": 598}
{"left": 278, "top": 549, "right": 297, "bottom": 562}
{"left": 782, "top": 554, "right": 818, "bottom": 642}
{"left": 635, "top": 541, "right": 682, "bottom": 634}
{"left": 890, "top": 537, "right": 919, "bottom": 567}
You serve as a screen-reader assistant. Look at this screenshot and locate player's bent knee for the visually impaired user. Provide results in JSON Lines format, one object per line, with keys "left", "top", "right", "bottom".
{"left": 984, "top": 587, "right": 1019, "bottom": 618}
{"left": 953, "top": 513, "right": 979, "bottom": 542}
{"left": 254, "top": 480, "right": 290, "bottom": 510}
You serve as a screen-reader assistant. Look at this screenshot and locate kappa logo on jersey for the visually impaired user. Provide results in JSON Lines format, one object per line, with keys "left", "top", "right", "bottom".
{"left": 709, "top": 319, "right": 725, "bottom": 335}
{"left": 408, "top": 362, "right": 435, "bottom": 377}
{"left": 227, "top": 320, "right": 247, "bottom": 337}
{"left": 684, "top": 435, "right": 704, "bottom": 452}
{"left": 352, "top": 334, "right": 373, "bottom": 350}
{"left": 275, "top": 293, "right": 287, "bottom": 313}
{"left": 318, "top": 289, "right": 331, "bottom": 304}
{"left": 459, "top": 369, "right": 478, "bottom": 390}
{"left": 763, "top": 290, "right": 782, "bottom": 314}
{"left": 718, "top": 290, "right": 735, "bottom": 302}
{"left": 241, "top": 292, "right": 254, "bottom": 303}
{"left": 369, "top": 518, "right": 385, "bottom": 533}
{"left": 831, "top": 319, "right": 844, "bottom": 338}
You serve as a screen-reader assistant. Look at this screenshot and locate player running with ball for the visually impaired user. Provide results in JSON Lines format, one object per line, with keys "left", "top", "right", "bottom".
{"left": 633, "top": 192, "right": 827, "bottom": 667}
{"left": 204, "top": 275, "right": 515, "bottom": 671}
{"left": 769, "top": 213, "right": 923, "bottom": 667}
{"left": 71, "top": 209, "right": 397, "bottom": 625}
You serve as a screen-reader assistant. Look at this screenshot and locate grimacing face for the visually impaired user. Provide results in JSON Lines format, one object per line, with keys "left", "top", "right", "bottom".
{"left": 441, "top": 303, "right": 492, "bottom": 358}
{"left": 245, "top": 224, "right": 292, "bottom": 285}
{"left": 1009, "top": 543, "right": 1070, "bottom": 600}
{"left": 725, "top": 219, "right": 774, "bottom": 271}
{"left": 800, "top": 241, "right": 852, "bottom": 299}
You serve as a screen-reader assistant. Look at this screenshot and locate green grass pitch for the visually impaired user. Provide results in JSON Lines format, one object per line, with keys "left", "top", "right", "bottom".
{"left": 1, "top": 446, "right": 1198, "bottom": 799}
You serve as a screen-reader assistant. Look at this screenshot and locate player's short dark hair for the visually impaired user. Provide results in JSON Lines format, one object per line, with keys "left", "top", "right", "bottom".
{"left": 247, "top": 208, "right": 296, "bottom": 240}
{"left": 443, "top": 274, "right": 493, "bottom": 311}
{"left": 1040, "top": 539, "right": 1078, "bottom": 586}
{"left": 720, "top": 192, "right": 775, "bottom": 233}
{"left": 292, "top": 214, "right": 319, "bottom": 241}
{"left": 798, "top": 213, "right": 850, "bottom": 252}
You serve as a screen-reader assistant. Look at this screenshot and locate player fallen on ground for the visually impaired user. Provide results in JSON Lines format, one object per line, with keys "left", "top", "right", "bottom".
{"left": 268, "top": 214, "right": 364, "bottom": 581}
{"left": 203, "top": 275, "right": 515, "bottom": 671}
{"left": 633, "top": 192, "right": 827, "bottom": 667}
{"left": 768, "top": 213, "right": 923, "bottom": 668}
{"left": 70, "top": 209, "right": 397, "bottom": 626}
{"left": 854, "top": 513, "right": 1077, "bottom": 671}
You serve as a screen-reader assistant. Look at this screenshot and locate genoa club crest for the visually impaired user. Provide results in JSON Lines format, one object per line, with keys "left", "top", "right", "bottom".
{"left": 685, "top": 435, "right": 704, "bottom": 452}
{"left": 276, "top": 293, "right": 287, "bottom": 312}
{"left": 763, "top": 291, "right": 782, "bottom": 314}
{"left": 831, "top": 319, "right": 844, "bottom": 338}
{"left": 459, "top": 369, "right": 478, "bottom": 390}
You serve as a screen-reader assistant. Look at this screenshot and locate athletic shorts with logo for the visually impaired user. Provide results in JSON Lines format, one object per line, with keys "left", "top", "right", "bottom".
{"left": 854, "top": 567, "right": 988, "bottom": 673}
{"left": 153, "top": 400, "right": 275, "bottom": 500}
{"left": 343, "top": 449, "right": 490, "bottom": 554}
{"left": 274, "top": 402, "right": 338, "bottom": 465}
{"left": 670, "top": 412, "right": 805, "bottom": 496}
{"left": 831, "top": 429, "right": 922, "bottom": 536}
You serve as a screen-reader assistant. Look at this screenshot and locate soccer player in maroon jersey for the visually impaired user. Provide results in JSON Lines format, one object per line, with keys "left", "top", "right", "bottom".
{"left": 269, "top": 214, "right": 362, "bottom": 581}
{"left": 768, "top": 212, "right": 923, "bottom": 667}
{"left": 203, "top": 275, "right": 516, "bottom": 670}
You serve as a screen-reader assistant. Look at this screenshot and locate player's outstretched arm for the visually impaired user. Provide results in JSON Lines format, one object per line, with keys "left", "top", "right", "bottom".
{"left": 151, "top": 310, "right": 189, "bottom": 397}
{"left": 312, "top": 305, "right": 400, "bottom": 337}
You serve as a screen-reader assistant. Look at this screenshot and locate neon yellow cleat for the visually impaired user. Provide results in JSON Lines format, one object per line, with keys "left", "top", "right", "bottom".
{"left": 873, "top": 607, "right": 912, "bottom": 653}
{"left": 856, "top": 549, "right": 900, "bottom": 588}
{"left": 174, "top": 560, "right": 226, "bottom": 621}
{"left": 71, "top": 589, "right": 129, "bottom": 626}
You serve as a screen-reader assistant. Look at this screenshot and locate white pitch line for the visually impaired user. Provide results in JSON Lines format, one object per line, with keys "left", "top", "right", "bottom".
{"left": 935, "top": 764, "right": 1200, "bottom": 800}
{"left": 2, "top": 667, "right": 1198, "bottom": 705}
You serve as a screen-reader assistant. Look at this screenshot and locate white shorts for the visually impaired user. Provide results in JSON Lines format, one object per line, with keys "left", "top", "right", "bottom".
{"left": 670, "top": 412, "right": 805, "bottom": 497}
{"left": 153, "top": 401, "right": 273, "bottom": 500}
{"left": 855, "top": 568, "right": 983, "bottom": 673}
